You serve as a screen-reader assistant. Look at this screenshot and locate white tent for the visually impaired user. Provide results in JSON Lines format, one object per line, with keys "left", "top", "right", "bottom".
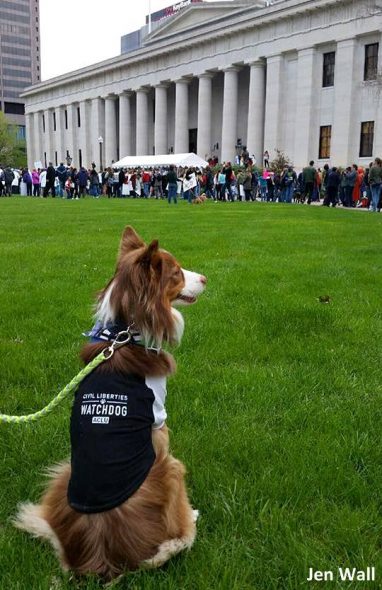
{"left": 111, "top": 152, "right": 208, "bottom": 169}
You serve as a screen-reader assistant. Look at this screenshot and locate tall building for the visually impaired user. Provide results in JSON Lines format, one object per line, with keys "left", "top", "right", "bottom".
{"left": 22, "top": 0, "right": 382, "bottom": 169}
{"left": 0, "top": 0, "right": 41, "bottom": 139}
{"left": 121, "top": 0, "right": 203, "bottom": 54}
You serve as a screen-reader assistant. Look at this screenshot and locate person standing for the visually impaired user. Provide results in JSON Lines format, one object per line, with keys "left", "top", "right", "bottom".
{"left": 263, "top": 150, "right": 270, "bottom": 168}
{"left": 204, "top": 166, "right": 215, "bottom": 200}
{"left": 77, "top": 166, "right": 89, "bottom": 198}
{"left": 89, "top": 168, "right": 100, "bottom": 197}
{"left": 167, "top": 165, "right": 178, "bottom": 204}
{"left": 243, "top": 167, "right": 253, "bottom": 202}
{"left": 31, "top": 168, "right": 40, "bottom": 196}
{"left": 22, "top": 168, "right": 33, "bottom": 196}
{"left": 56, "top": 162, "right": 67, "bottom": 197}
{"left": 141, "top": 169, "right": 151, "bottom": 198}
{"left": 223, "top": 162, "right": 234, "bottom": 201}
{"left": 323, "top": 167, "right": 341, "bottom": 207}
{"left": 153, "top": 169, "right": 163, "bottom": 199}
{"left": 4, "top": 166, "right": 15, "bottom": 196}
{"left": 344, "top": 165, "right": 357, "bottom": 207}
{"left": 44, "top": 162, "right": 56, "bottom": 197}
{"left": 282, "top": 166, "right": 297, "bottom": 203}
{"left": 369, "top": 157, "right": 382, "bottom": 212}
{"left": 352, "top": 166, "right": 364, "bottom": 207}
{"left": 302, "top": 160, "right": 316, "bottom": 204}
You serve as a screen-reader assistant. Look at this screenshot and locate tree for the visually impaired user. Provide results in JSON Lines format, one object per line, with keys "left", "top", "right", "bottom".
{"left": 0, "top": 111, "right": 27, "bottom": 168}
{"left": 0, "top": 111, "right": 15, "bottom": 164}
{"left": 269, "top": 149, "right": 293, "bottom": 175}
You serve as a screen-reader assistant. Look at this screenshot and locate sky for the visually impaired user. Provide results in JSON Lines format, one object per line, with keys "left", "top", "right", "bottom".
{"left": 39, "top": 0, "right": 231, "bottom": 81}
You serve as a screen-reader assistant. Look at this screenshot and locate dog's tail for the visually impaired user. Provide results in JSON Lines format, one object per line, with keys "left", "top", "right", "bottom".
{"left": 13, "top": 502, "right": 65, "bottom": 561}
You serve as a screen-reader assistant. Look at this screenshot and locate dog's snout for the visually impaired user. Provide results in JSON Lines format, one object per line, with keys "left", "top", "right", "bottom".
{"left": 200, "top": 275, "right": 207, "bottom": 285}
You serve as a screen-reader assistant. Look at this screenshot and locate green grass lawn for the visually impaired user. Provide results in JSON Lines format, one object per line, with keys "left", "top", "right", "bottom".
{"left": 0, "top": 197, "right": 381, "bottom": 590}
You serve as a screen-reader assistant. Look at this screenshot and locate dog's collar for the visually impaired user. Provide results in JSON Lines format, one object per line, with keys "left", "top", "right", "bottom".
{"left": 83, "top": 320, "right": 161, "bottom": 354}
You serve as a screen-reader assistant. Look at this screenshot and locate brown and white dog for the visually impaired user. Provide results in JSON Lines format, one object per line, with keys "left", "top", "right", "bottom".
{"left": 14, "top": 226, "right": 206, "bottom": 581}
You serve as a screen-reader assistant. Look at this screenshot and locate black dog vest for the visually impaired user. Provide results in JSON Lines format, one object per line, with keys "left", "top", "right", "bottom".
{"left": 68, "top": 371, "right": 157, "bottom": 513}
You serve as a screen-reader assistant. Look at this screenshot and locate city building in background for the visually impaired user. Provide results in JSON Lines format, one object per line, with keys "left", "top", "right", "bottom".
{"left": 121, "top": 0, "right": 202, "bottom": 55}
{"left": 22, "top": 0, "right": 382, "bottom": 170}
{"left": 0, "top": 0, "right": 41, "bottom": 140}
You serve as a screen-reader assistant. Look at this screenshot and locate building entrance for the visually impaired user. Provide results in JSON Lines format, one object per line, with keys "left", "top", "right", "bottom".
{"left": 189, "top": 128, "right": 197, "bottom": 154}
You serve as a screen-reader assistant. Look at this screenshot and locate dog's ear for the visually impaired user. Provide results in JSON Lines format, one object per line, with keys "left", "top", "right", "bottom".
{"left": 138, "top": 240, "right": 160, "bottom": 270}
{"left": 120, "top": 226, "right": 145, "bottom": 256}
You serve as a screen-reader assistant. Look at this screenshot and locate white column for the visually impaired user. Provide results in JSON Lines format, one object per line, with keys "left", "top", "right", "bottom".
{"left": 25, "top": 113, "right": 34, "bottom": 169}
{"left": 104, "top": 94, "right": 118, "bottom": 165}
{"left": 119, "top": 91, "right": 133, "bottom": 157}
{"left": 331, "top": 39, "right": 357, "bottom": 165}
{"left": 264, "top": 54, "right": 283, "bottom": 161}
{"left": 294, "top": 48, "right": 316, "bottom": 169}
{"left": 197, "top": 73, "right": 213, "bottom": 159}
{"left": 33, "top": 111, "right": 42, "bottom": 166}
{"left": 84, "top": 100, "right": 92, "bottom": 167}
{"left": 154, "top": 84, "right": 168, "bottom": 155}
{"left": 44, "top": 109, "right": 53, "bottom": 165}
{"left": 55, "top": 106, "right": 65, "bottom": 164}
{"left": 375, "top": 36, "right": 382, "bottom": 156}
{"left": 246, "top": 60, "right": 266, "bottom": 163}
{"left": 77, "top": 100, "right": 91, "bottom": 167}
{"left": 174, "top": 79, "right": 190, "bottom": 153}
{"left": 221, "top": 67, "right": 240, "bottom": 163}
{"left": 136, "top": 88, "right": 150, "bottom": 155}
{"left": 90, "top": 97, "right": 104, "bottom": 167}
{"left": 66, "top": 104, "right": 78, "bottom": 166}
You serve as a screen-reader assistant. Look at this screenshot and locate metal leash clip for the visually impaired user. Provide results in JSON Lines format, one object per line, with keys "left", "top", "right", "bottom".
{"left": 103, "top": 324, "right": 135, "bottom": 359}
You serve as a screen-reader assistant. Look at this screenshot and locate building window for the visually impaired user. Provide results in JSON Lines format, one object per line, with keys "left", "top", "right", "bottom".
{"left": 53, "top": 111, "right": 56, "bottom": 131}
{"left": 322, "top": 52, "right": 335, "bottom": 87}
{"left": 77, "top": 106, "right": 81, "bottom": 127}
{"left": 4, "top": 102, "right": 25, "bottom": 115}
{"left": 319, "top": 126, "right": 332, "bottom": 159}
{"left": 16, "top": 125, "right": 26, "bottom": 141}
{"left": 79, "top": 149, "right": 82, "bottom": 168}
{"left": 42, "top": 113, "right": 45, "bottom": 133}
{"left": 364, "top": 43, "right": 379, "bottom": 81}
{"left": 359, "top": 121, "right": 374, "bottom": 157}
{"left": 65, "top": 109, "right": 68, "bottom": 130}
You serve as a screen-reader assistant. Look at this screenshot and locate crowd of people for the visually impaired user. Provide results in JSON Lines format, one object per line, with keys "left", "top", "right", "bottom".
{"left": 1, "top": 155, "right": 381, "bottom": 211}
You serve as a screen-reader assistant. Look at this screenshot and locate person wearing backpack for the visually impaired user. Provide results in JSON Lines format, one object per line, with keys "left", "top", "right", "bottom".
{"left": 56, "top": 162, "right": 67, "bottom": 197}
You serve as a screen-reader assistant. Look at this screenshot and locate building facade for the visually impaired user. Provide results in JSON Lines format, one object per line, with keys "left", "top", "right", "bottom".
{"left": 0, "top": 0, "right": 41, "bottom": 136}
{"left": 22, "top": 0, "right": 382, "bottom": 170}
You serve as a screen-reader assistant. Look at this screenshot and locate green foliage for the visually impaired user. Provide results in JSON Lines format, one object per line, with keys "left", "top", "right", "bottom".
{"left": 0, "top": 198, "right": 381, "bottom": 589}
{"left": 12, "top": 140, "right": 27, "bottom": 169}
{"left": 269, "top": 148, "right": 293, "bottom": 175}
{"left": 0, "top": 111, "right": 27, "bottom": 167}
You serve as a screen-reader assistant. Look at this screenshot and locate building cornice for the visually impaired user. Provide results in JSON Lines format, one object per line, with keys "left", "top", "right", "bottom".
{"left": 21, "top": 0, "right": 379, "bottom": 99}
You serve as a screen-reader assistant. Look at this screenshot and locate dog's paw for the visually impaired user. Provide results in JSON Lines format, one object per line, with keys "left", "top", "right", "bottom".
{"left": 192, "top": 509, "right": 200, "bottom": 522}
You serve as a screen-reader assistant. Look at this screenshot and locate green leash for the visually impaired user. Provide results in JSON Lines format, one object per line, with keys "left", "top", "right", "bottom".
{"left": 0, "top": 329, "right": 133, "bottom": 425}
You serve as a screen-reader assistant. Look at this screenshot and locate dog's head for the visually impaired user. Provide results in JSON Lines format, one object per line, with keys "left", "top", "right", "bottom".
{"left": 96, "top": 226, "right": 206, "bottom": 347}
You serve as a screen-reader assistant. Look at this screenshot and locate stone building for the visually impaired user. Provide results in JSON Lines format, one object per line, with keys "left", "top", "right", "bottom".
{"left": 0, "top": 0, "right": 41, "bottom": 136}
{"left": 22, "top": 0, "right": 382, "bottom": 170}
